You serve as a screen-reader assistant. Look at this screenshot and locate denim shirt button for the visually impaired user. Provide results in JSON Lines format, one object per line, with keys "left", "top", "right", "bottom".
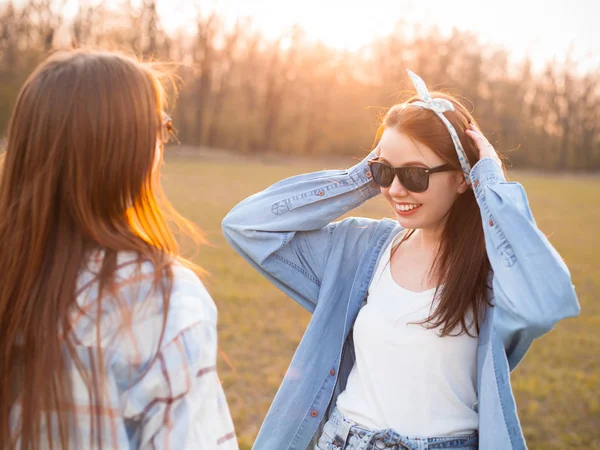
{"left": 473, "top": 179, "right": 480, "bottom": 188}
{"left": 330, "top": 369, "right": 335, "bottom": 376}
{"left": 365, "top": 171, "right": 372, "bottom": 179}
{"left": 375, "top": 439, "right": 385, "bottom": 449}
{"left": 489, "top": 219, "right": 494, "bottom": 226}
{"left": 311, "top": 410, "right": 318, "bottom": 417}
{"left": 317, "top": 191, "right": 324, "bottom": 197}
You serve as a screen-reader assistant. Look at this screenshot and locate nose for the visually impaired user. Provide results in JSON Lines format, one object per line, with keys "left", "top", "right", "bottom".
{"left": 387, "top": 175, "right": 409, "bottom": 197}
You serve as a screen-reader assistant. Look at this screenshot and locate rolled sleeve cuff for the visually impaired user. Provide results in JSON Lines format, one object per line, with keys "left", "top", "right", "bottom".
{"left": 470, "top": 157, "right": 506, "bottom": 196}
{"left": 348, "top": 150, "right": 380, "bottom": 199}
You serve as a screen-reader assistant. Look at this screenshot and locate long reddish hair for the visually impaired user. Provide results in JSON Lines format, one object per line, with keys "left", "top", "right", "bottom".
{"left": 378, "top": 92, "right": 497, "bottom": 337}
{"left": 0, "top": 49, "right": 203, "bottom": 449}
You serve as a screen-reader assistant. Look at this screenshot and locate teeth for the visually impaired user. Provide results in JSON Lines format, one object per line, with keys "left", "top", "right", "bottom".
{"left": 396, "top": 204, "right": 420, "bottom": 212}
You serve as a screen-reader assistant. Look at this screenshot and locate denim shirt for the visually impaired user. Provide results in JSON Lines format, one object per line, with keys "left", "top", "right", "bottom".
{"left": 222, "top": 153, "right": 580, "bottom": 450}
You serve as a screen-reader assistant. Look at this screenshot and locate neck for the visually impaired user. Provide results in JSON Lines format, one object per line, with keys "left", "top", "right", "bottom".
{"left": 410, "top": 223, "right": 444, "bottom": 252}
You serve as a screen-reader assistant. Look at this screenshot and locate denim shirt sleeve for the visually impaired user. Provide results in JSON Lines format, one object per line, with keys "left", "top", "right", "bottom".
{"left": 222, "top": 152, "right": 380, "bottom": 313}
{"left": 471, "top": 158, "right": 580, "bottom": 369}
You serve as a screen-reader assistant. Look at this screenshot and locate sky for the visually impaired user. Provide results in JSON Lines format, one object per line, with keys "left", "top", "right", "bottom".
{"left": 61, "top": 0, "right": 599, "bottom": 72}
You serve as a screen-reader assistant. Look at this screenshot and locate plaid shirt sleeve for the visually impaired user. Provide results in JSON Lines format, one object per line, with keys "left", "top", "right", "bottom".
{"left": 116, "top": 265, "right": 238, "bottom": 449}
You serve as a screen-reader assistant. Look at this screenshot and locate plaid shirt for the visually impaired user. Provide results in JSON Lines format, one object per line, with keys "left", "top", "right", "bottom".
{"left": 20, "top": 253, "right": 238, "bottom": 449}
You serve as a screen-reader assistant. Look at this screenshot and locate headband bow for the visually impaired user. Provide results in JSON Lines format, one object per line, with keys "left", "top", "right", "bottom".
{"left": 406, "top": 69, "right": 472, "bottom": 185}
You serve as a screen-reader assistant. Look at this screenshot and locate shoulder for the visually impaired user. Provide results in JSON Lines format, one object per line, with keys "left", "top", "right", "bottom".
{"left": 169, "top": 261, "right": 217, "bottom": 323}
{"left": 74, "top": 253, "right": 216, "bottom": 344}
{"left": 122, "top": 257, "right": 217, "bottom": 327}
{"left": 117, "top": 259, "right": 218, "bottom": 372}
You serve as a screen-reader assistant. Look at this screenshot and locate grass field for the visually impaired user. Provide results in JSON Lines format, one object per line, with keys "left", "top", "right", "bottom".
{"left": 162, "top": 153, "right": 599, "bottom": 450}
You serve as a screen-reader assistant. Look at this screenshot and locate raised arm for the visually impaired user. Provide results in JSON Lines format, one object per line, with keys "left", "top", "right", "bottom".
{"left": 467, "top": 125, "right": 580, "bottom": 369}
{"left": 222, "top": 151, "right": 380, "bottom": 313}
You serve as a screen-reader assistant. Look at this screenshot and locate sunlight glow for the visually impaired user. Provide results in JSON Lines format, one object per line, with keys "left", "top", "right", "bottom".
{"left": 61, "top": 0, "right": 599, "bottom": 71}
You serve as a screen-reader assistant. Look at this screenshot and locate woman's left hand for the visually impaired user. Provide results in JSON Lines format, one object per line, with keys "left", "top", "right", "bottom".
{"left": 465, "top": 123, "right": 502, "bottom": 167}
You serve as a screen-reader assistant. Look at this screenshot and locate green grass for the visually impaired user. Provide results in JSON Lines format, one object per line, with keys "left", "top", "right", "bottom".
{"left": 162, "top": 154, "right": 600, "bottom": 450}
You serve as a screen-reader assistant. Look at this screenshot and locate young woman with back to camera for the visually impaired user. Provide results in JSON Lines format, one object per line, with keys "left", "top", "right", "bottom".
{"left": 222, "top": 70, "right": 580, "bottom": 450}
{"left": 0, "top": 49, "right": 237, "bottom": 449}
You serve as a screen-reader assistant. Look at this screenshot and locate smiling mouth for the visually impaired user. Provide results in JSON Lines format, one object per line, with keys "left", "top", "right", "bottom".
{"left": 395, "top": 203, "right": 422, "bottom": 212}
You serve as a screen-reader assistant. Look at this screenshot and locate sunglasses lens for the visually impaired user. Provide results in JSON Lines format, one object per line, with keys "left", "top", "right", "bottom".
{"left": 371, "top": 162, "right": 395, "bottom": 187}
{"left": 370, "top": 162, "right": 431, "bottom": 192}
{"left": 398, "top": 167, "right": 428, "bottom": 192}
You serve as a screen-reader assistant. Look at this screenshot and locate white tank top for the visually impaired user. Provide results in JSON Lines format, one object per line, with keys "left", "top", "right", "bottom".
{"left": 336, "top": 234, "right": 479, "bottom": 436}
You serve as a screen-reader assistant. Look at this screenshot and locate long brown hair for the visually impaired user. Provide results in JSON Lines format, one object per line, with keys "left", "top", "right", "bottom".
{"left": 0, "top": 49, "right": 203, "bottom": 449}
{"left": 378, "top": 93, "right": 497, "bottom": 337}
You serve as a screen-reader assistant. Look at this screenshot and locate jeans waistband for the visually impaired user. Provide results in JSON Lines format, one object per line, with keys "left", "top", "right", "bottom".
{"left": 328, "top": 407, "right": 478, "bottom": 450}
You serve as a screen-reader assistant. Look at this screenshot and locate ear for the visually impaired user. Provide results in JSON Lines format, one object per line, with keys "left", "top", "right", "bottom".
{"left": 456, "top": 173, "right": 469, "bottom": 194}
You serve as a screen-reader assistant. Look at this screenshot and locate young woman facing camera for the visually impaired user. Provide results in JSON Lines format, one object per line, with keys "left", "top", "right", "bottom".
{"left": 0, "top": 50, "right": 237, "bottom": 449}
{"left": 223, "top": 70, "right": 579, "bottom": 450}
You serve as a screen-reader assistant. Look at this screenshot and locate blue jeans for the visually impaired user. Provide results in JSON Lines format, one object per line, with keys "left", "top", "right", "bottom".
{"left": 314, "top": 407, "right": 478, "bottom": 450}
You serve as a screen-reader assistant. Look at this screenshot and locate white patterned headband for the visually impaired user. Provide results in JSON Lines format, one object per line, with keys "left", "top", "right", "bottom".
{"left": 406, "top": 69, "right": 472, "bottom": 185}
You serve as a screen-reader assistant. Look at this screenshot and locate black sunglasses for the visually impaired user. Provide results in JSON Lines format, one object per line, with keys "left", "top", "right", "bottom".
{"left": 367, "top": 159, "right": 456, "bottom": 193}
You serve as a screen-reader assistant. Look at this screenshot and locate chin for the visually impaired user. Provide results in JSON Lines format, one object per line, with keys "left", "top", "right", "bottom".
{"left": 396, "top": 213, "right": 448, "bottom": 234}
{"left": 394, "top": 214, "right": 421, "bottom": 229}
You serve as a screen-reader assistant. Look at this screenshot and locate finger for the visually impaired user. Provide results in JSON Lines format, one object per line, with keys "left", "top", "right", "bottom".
{"left": 468, "top": 123, "right": 485, "bottom": 139}
{"left": 468, "top": 124, "right": 482, "bottom": 136}
{"left": 470, "top": 122, "right": 482, "bottom": 133}
{"left": 467, "top": 127, "right": 489, "bottom": 145}
{"left": 465, "top": 128, "right": 482, "bottom": 142}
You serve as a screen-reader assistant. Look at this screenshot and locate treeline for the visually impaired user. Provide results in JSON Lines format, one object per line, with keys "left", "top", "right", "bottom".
{"left": 1, "top": 0, "right": 599, "bottom": 170}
